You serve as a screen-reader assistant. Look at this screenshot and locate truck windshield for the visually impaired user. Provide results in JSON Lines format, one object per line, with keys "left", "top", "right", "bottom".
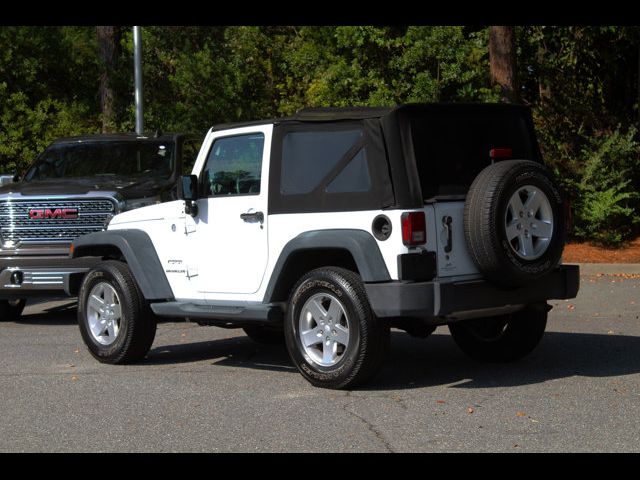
{"left": 23, "top": 140, "right": 175, "bottom": 182}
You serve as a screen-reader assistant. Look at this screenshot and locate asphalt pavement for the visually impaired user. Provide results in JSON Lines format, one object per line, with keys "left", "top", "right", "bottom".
{"left": 1, "top": 266, "right": 640, "bottom": 452}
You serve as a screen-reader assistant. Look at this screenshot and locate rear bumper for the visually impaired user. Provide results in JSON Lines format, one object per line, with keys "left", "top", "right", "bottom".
{"left": 0, "top": 256, "right": 100, "bottom": 298}
{"left": 365, "top": 264, "right": 580, "bottom": 322}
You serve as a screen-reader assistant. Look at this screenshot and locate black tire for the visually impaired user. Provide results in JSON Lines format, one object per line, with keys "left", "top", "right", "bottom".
{"left": 78, "top": 260, "right": 156, "bottom": 364}
{"left": 464, "top": 160, "right": 566, "bottom": 287}
{"left": 243, "top": 326, "right": 285, "bottom": 345}
{"left": 448, "top": 304, "right": 548, "bottom": 363}
{"left": 284, "top": 267, "right": 389, "bottom": 389}
{"left": 0, "top": 299, "right": 26, "bottom": 321}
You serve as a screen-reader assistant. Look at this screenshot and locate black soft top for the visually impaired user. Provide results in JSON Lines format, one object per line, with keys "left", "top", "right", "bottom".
{"left": 212, "top": 103, "right": 533, "bottom": 128}
{"left": 212, "top": 104, "right": 542, "bottom": 214}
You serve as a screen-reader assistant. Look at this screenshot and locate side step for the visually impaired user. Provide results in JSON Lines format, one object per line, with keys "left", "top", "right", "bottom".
{"left": 150, "top": 301, "right": 284, "bottom": 327}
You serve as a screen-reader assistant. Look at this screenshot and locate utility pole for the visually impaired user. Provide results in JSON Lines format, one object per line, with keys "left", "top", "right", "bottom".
{"left": 133, "top": 26, "right": 144, "bottom": 135}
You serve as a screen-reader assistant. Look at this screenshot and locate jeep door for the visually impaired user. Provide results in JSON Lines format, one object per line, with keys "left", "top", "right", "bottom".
{"left": 188, "top": 125, "right": 272, "bottom": 297}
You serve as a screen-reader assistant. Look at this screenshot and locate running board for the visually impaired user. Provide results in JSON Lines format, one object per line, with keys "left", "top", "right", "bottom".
{"left": 150, "top": 301, "right": 284, "bottom": 325}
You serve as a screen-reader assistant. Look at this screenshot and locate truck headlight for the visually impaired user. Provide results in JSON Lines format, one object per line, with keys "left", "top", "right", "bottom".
{"left": 123, "top": 195, "right": 162, "bottom": 211}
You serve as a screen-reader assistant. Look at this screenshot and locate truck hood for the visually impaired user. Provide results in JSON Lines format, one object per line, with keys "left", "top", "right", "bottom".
{"left": 0, "top": 177, "right": 174, "bottom": 200}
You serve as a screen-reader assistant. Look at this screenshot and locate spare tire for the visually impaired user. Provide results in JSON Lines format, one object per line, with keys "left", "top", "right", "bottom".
{"left": 464, "top": 160, "right": 566, "bottom": 287}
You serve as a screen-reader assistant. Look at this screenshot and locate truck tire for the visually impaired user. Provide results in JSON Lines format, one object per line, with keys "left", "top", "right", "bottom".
{"left": 448, "top": 303, "right": 548, "bottom": 363}
{"left": 464, "top": 160, "right": 566, "bottom": 287}
{"left": 78, "top": 260, "right": 156, "bottom": 364}
{"left": 0, "top": 299, "right": 26, "bottom": 321}
{"left": 243, "top": 326, "right": 285, "bottom": 345}
{"left": 284, "top": 267, "right": 389, "bottom": 389}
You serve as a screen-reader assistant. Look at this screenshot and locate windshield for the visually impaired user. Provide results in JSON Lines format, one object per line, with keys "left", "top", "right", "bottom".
{"left": 24, "top": 140, "right": 175, "bottom": 182}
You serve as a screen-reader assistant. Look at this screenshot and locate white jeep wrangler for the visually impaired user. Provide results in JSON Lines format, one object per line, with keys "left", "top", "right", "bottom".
{"left": 69, "top": 104, "right": 579, "bottom": 389}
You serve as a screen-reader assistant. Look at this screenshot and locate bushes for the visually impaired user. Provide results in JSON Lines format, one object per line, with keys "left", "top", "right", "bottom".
{"left": 561, "top": 127, "right": 640, "bottom": 247}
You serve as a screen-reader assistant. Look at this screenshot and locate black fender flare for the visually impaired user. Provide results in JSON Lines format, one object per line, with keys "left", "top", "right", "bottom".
{"left": 262, "top": 229, "right": 391, "bottom": 303}
{"left": 72, "top": 229, "right": 174, "bottom": 300}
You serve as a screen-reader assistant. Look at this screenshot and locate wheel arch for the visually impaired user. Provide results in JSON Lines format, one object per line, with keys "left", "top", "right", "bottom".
{"left": 263, "top": 229, "right": 391, "bottom": 303}
{"left": 70, "top": 230, "right": 174, "bottom": 300}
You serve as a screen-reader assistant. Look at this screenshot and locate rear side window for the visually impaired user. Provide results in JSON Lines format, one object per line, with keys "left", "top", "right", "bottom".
{"left": 280, "top": 129, "right": 369, "bottom": 195}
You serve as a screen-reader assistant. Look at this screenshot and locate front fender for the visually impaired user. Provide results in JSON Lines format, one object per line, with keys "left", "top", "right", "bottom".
{"left": 72, "top": 229, "right": 174, "bottom": 300}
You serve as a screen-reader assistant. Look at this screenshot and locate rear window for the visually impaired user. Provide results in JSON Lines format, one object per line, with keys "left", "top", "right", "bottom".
{"left": 408, "top": 108, "right": 538, "bottom": 199}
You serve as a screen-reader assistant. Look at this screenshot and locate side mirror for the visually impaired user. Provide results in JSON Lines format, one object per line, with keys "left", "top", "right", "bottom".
{"left": 178, "top": 174, "right": 199, "bottom": 216}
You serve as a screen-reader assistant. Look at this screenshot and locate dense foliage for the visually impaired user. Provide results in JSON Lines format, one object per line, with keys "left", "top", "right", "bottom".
{"left": 1, "top": 26, "right": 639, "bottom": 245}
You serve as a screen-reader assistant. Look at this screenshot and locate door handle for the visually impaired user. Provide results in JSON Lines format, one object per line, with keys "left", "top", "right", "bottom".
{"left": 240, "top": 211, "right": 264, "bottom": 224}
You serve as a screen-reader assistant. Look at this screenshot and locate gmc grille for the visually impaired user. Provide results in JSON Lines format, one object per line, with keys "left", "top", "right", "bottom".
{"left": 0, "top": 199, "right": 116, "bottom": 244}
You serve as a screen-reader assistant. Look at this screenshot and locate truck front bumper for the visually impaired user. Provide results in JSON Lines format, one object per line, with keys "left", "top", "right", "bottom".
{"left": 365, "top": 264, "right": 580, "bottom": 323}
{"left": 0, "top": 256, "right": 101, "bottom": 299}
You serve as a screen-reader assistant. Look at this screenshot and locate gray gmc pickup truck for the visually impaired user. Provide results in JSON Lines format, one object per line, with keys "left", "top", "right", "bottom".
{"left": 0, "top": 132, "right": 201, "bottom": 320}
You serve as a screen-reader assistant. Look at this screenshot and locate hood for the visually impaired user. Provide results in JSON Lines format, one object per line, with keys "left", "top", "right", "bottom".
{"left": 0, "top": 177, "right": 175, "bottom": 201}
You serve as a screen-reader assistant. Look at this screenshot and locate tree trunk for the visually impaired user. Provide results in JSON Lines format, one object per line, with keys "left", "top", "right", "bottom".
{"left": 489, "top": 26, "right": 520, "bottom": 104}
{"left": 97, "top": 26, "right": 121, "bottom": 133}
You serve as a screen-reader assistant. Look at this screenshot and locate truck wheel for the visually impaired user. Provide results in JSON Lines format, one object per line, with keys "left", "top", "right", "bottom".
{"left": 464, "top": 160, "right": 566, "bottom": 287}
{"left": 78, "top": 261, "right": 156, "bottom": 364}
{"left": 243, "top": 326, "right": 285, "bottom": 345}
{"left": 448, "top": 304, "right": 547, "bottom": 363}
{"left": 285, "top": 267, "right": 389, "bottom": 389}
{"left": 0, "top": 299, "right": 26, "bottom": 321}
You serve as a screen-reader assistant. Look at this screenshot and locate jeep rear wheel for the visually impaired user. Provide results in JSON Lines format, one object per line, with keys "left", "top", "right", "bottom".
{"left": 285, "top": 267, "right": 389, "bottom": 389}
{"left": 78, "top": 261, "right": 156, "bottom": 364}
{"left": 448, "top": 304, "right": 548, "bottom": 363}
{"left": 464, "top": 160, "right": 566, "bottom": 287}
{"left": 0, "top": 299, "right": 26, "bottom": 321}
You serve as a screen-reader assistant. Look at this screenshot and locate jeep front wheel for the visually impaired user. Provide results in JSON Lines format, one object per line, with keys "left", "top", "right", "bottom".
{"left": 284, "top": 267, "right": 389, "bottom": 389}
{"left": 448, "top": 303, "right": 548, "bottom": 363}
{"left": 78, "top": 261, "right": 156, "bottom": 364}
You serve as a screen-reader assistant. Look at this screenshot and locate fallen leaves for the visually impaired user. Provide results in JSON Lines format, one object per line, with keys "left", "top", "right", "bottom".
{"left": 71, "top": 375, "right": 78, "bottom": 381}
{"left": 516, "top": 411, "right": 526, "bottom": 417}
{"left": 567, "top": 304, "right": 575, "bottom": 311}
{"left": 436, "top": 400, "right": 446, "bottom": 405}
{"left": 467, "top": 407, "right": 474, "bottom": 414}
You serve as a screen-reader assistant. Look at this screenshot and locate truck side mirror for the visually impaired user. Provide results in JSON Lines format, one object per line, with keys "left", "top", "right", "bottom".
{"left": 178, "top": 174, "right": 199, "bottom": 216}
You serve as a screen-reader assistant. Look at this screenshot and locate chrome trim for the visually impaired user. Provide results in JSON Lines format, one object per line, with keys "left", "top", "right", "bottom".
{"left": 0, "top": 266, "right": 89, "bottom": 291}
{"left": 0, "top": 195, "right": 120, "bottom": 247}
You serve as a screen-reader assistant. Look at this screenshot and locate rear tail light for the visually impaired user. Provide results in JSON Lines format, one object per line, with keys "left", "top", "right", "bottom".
{"left": 401, "top": 212, "right": 426, "bottom": 246}
{"left": 490, "top": 148, "right": 513, "bottom": 159}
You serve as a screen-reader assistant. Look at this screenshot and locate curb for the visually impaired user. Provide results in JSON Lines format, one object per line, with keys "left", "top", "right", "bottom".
{"left": 568, "top": 263, "right": 640, "bottom": 275}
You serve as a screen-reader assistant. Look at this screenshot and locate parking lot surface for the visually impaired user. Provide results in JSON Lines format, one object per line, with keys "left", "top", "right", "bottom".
{"left": 1, "top": 270, "right": 639, "bottom": 452}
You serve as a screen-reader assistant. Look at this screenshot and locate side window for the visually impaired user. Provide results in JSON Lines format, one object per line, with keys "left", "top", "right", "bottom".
{"left": 201, "top": 133, "right": 264, "bottom": 197}
{"left": 181, "top": 138, "right": 203, "bottom": 175}
{"left": 280, "top": 129, "right": 370, "bottom": 195}
{"left": 325, "top": 149, "right": 371, "bottom": 193}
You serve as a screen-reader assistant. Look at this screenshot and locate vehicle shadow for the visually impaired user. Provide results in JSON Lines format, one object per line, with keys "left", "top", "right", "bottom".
{"left": 147, "top": 336, "right": 297, "bottom": 373}
{"left": 17, "top": 301, "right": 78, "bottom": 326}
{"left": 146, "top": 329, "right": 640, "bottom": 390}
{"left": 371, "top": 330, "right": 640, "bottom": 391}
